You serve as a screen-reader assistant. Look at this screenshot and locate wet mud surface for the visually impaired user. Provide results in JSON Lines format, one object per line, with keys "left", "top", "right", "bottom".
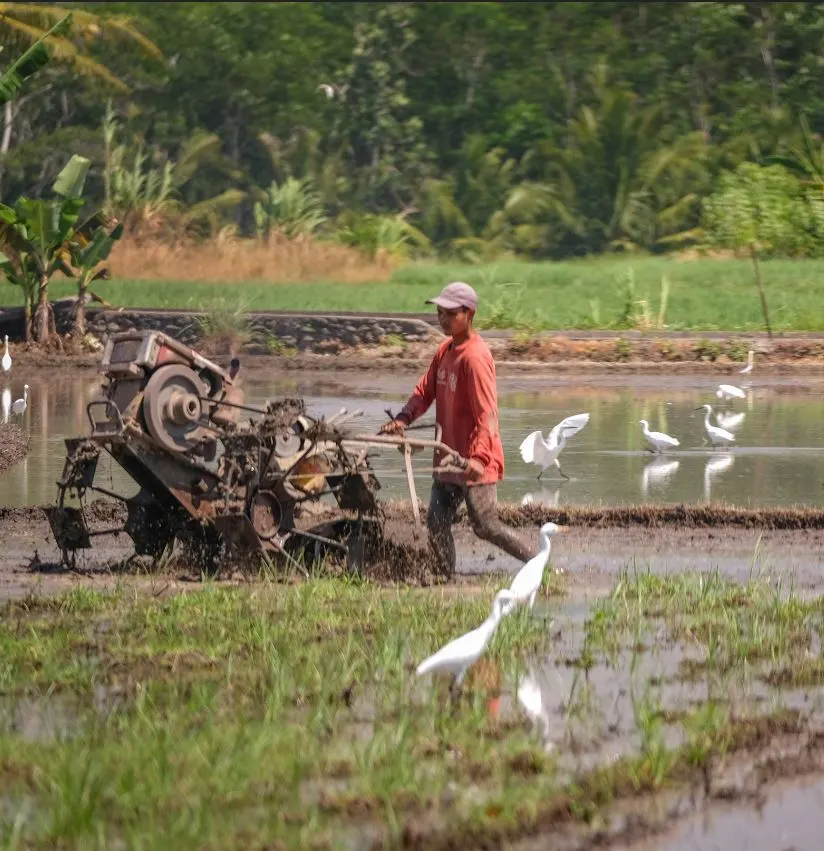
{"left": 4, "top": 499, "right": 824, "bottom": 849}
{"left": 3, "top": 498, "right": 824, "bottom": 599}
{"left": 0, "top": 424, "right": 30, "bottom": 475}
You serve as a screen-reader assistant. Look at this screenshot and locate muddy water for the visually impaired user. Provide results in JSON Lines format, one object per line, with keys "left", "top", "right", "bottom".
{"left": 633, "top": 773, "right": 824, "bottom": 851}
{"left": 2, "top": 370, "right": 824, "bottom": 509}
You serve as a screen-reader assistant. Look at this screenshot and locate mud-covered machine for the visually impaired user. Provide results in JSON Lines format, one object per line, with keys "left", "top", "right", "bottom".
{"left": 46, "top": 329, "right": 465, "bottom": 571}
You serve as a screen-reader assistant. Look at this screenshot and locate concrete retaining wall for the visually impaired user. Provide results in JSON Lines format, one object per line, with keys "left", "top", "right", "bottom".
{"left": 0, "top": 299, "right": 438, "bottom": 353}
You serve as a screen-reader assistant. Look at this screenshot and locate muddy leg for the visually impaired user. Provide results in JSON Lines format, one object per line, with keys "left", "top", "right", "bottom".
{"left": 465, "top": 484, "right": 539, "bottom": 562}
{"left": 426, "top": 480, "right": 462, "bottom": 577}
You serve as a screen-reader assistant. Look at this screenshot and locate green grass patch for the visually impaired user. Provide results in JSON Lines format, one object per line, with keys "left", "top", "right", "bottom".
{"left": 3, "top": 254, "right": 824, "bottom": 331}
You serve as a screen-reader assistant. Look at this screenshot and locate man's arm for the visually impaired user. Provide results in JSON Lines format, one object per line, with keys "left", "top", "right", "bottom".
{"left": 397, "top": 352, "right": 439, "bottom": 424}
{"left": 464, "top": 353, "right": 499, "bottom": 479}
{"left": 379, "top": 351, "right": 439, "bottom": 433}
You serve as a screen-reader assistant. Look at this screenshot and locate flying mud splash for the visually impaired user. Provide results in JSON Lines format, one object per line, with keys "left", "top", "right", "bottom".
{"left": 45, "top": 329, "right": 466, "bottom": 573}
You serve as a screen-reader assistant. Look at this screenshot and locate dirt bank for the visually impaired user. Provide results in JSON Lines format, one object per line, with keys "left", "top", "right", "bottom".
{"left": 0, "top": 423, "right": 30, "bottom": 475}
{"left": 5, "top": 331, "right": 824, "bottom": 375}
{"left": 3, "top": 499, "right": 824, "bottom": 601}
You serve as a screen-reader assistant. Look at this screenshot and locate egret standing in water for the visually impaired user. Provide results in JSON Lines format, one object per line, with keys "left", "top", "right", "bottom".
{"left": 1, "top": 335, "right": 10, "bottom": 373}
{"left": 716, "top": 384, "right": 746, "bottom": 402}
{"left": 638, "top": 420, "right": 680, "bottom": 454}
{"left": 519, "top": 412, "right": 590, "bottom": 481}
{"left": 696, "top": 404, "right": 735, "bottom": 448}
{"left": 416, "top": 589, "right": 516, "bottom": 690}
{"left": 509, "top": 522, "right": 563, "bottom": 610}
{"left": 739, "top": 350, "right": 754, "bottom": 375}
{"left": 11, "top": 384, "right": 28, "bottom": 416}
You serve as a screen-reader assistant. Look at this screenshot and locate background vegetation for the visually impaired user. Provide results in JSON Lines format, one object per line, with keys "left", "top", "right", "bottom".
{"left": 0, "top": 3, "right": 822, "bottom": 260}
{"left": 3, "top": 3, "right": 824, "bottom": 332}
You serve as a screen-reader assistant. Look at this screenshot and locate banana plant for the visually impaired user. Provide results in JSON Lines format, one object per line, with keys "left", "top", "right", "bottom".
{"left": 0, "top": 154, "right": 89, "bottom": 343}
{"left": 64, "top": 212, "right": 124, "bottom": 337}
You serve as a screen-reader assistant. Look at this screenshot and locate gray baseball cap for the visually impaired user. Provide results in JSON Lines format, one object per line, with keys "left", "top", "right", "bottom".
{"left": 425, "top": 281, "right": 478, "bottom": 311}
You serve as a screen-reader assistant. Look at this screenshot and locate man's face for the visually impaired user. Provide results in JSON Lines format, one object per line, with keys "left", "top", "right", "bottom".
{"left": 437, "top": 306, "right": 472, "bottom": 337}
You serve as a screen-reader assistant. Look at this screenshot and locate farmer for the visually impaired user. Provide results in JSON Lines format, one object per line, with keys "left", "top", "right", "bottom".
{"left": 379, "top": 281, "right": 538, "bottom": 576}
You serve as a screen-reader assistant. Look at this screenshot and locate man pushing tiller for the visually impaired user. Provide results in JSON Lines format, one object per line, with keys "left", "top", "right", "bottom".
{"left": 380, "top": 281, "right": 538, "bottom": 577}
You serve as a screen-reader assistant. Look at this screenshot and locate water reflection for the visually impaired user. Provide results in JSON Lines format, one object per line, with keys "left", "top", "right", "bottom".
{"left": 4, "top": 372, "right": 824, "bottom": 508}
{"left": 515, "top": 666, "right": 553, "bottom": 747}
{"left": 703, "top": 453, "right": 735, "bottom": 501}
{"left": 520, "top": 487, "right": 563, "bottom": 507}
{"left": 716, "top": 411, "right": 746, "bottom": 431}
{"left": 1, "top": 386, "right": 9, "bottom": 424}
{"left": 641, "top": 458, "right": 680, "bottom": 499}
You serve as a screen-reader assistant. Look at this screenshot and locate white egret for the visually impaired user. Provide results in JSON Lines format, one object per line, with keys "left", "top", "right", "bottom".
{"left": 519, "top": 412, "right": 590, "bottom": 481}
{"left": 318, "top": 83, "right": 336, "bottom": 99}
{"left": 739, "top": 350, "right": 754, "bottom": 374}
{"left": 509, "top": 522, "right": 562, "bottom": 610}
{"left": 638, "top": 420, "right": 680, "bottom": 454}
{"left": 696, "top": 404, "right": 735, "bottom": 448}
{"left": 11, "top": 384, "right": 28, "bottom": 416}
{"left": 416, "top": 589, "right": 516, "bottom": 689}
{"left": 1, "top": 387, "right": 9, "bottom": 424}
{"left": 716, "top": 383, "right": 746, "bottom": 402}
{"left": 716, "top": 411, "right": 746, "bottom": 431}
{"left": 641, "top": 458, "right": 680, "bottom": 499}
{"left": 1, "top": 335, "right": 10, "bottom": 372}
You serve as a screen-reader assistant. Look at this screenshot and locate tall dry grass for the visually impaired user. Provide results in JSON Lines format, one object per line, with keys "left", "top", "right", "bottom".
{"left": 107, "top": 231, "right": 397, "bottom": 283}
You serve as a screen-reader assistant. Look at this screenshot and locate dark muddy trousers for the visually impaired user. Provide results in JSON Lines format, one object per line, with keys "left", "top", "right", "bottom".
{"left": 426, "top": 480, "right": 538, "bottom": 576}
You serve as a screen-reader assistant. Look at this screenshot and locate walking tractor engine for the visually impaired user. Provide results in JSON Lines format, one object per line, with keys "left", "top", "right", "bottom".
{"left": 46, "top": 329, "right": 468, "bottom": 573}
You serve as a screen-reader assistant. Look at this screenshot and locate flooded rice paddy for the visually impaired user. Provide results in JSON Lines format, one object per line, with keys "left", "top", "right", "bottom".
{"left": 4, "top": 366, "right": 824, "bottom": 848}
{"left": 2, "top": 368, "right": 824, "bottom": 509}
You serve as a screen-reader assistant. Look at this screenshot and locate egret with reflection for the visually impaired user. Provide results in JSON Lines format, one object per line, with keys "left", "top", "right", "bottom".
{"left": 1, "top": 335, "right": 10, "bottom": 372}
{"left": 696, "top": 404, "right": 735, "bottom": 448}
{"left": 11, "top": 384, "right": 28, "bottom": 416}
{"left": 716, "top": 383, "right": 746, "bottom": 402}
{"left": 416, "top": 589, "right": 516, "bottom": 692}
{"left": 519, "top": 412, "right": 590, "bottom": 481}
{"left": 638, "top": 419, "right": 680, "bottom": 454}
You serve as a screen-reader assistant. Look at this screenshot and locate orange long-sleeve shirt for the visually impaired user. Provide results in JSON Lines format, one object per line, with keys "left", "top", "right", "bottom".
{"left": 399, "top": 333, "right": 505, "bottom": 486}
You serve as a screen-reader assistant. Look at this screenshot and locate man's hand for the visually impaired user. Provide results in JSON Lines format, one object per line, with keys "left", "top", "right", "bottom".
{"left": 464, "top": 458, "right": 485, "bottom": 482}
{"left": 379, "top": 418, "right": 406, "bottom": 436}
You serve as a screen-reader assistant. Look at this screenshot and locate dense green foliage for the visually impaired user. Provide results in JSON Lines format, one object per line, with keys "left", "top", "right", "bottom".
{"left": 3, "top": 2, "right": 824, "bottom": 260}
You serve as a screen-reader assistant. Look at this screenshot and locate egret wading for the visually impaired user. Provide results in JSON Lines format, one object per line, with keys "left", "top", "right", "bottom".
{"left": 696, "top": 404, "right": 735, "bottom": 448}
{"left": 416, "top": 589, "right": 517, "bottom": 691}
{"left": 508, "top": 522, "right": 563, "bottom": 610}
{"left": 11, "top": 384, "right": 28, "bottom": 416}
{"left": 638, "top": 420, "right": 680, "bottom": 454}
{"left": 716, "top": 383, "right": 746, "bottom": 402}
{"left": 739, "top": 351, "right": 754, "bottom": 374}
{"left": 1, "top": 335, "right": 10, "bottom": 373}
{"left": 519, "top": 412, "right": 590, "bottom": 481}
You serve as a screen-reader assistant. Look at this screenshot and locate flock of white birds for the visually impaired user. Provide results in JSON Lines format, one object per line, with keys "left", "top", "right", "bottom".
{"left": 519, "top": 350, "right": 756, "bottom": 482}
{"left": 1, "top": 335, "right": 28, "bottom": 424}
